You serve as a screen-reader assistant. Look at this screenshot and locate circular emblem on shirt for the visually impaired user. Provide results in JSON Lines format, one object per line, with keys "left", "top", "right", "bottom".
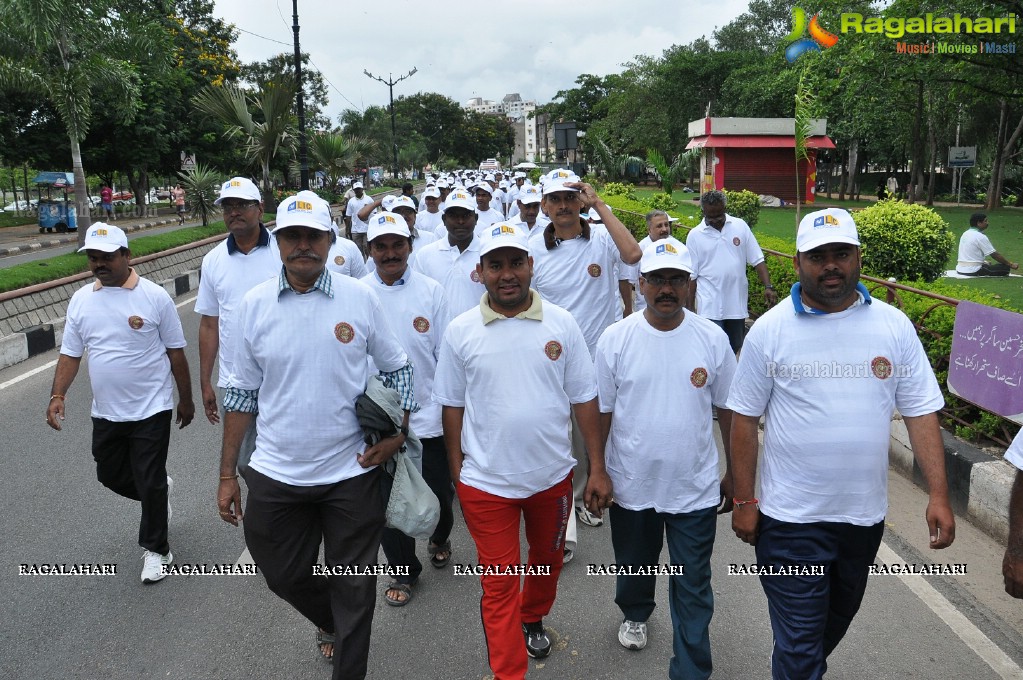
{"left": 334, "top": 322, "right": 355, "bottom": 344}
{"left": 871, "top": 356, "right": 893, "bottom": 380}
{"left": 587, "top": 264, "right": 602, "bottom": 278}
{"left": 334, "top": 255, "right": 345, "bottom": 266}
{"left": 690, "top": 367, "right": 708, "bottom": 388}
{"left": 544, "top": 341, "right": 563, "bottom": 361}
{"left": 470, "top": 270, "right": 481, "bottom": 283}
{"left": 128, "top": 315, "right": 144, "bottom": 330}
{"left": 413, "top": 316, "right": 430, "bottom": 334}
{"left": 732, "top": 237, "right": 741, "bottom": 247}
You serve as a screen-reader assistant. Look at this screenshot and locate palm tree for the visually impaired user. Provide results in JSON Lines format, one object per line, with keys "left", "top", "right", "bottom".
{"left": 308, "top": 132, "right": 378, "bottom": 189}
{"left": 0, "top": 0, "right": 164, "bottom": 245}
{"left": 794, "top": 76, "right": 817, "bottom": 226}
{"left": 192, "top": 77, "right": 298, "bottom": 203}
{"left": 178, "top": 163, "right": 221, "bottom": 227}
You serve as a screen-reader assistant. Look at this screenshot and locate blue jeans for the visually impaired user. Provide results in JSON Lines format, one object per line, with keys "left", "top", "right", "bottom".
{"left": 609, "top": 504, "right": 717, "bottom": 680}
{"left": 755, "top": 514, "right": 884, "bottom": 680}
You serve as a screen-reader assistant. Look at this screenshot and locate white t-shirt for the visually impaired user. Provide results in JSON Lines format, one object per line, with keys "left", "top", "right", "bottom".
{"left": 195, "top": 234, "right": 281, "bottom": 387}
{"left": 957, "top": 228, "right": 996, "bottom": 273}
{"left": 62, "top": 273, "right": 187, "bottom": 421}
{"left": 361, "top": 269, "right": 449, "bottom": 438}
{"left": 685, "top": 215, "right": 765, "bottom": 320}
{"left": 596, "top": 311, "right": 735, "bottom": 513}
{"left": 433, "top": 298, "right": 597, "bottom": 498}
{"left": 725, "top": 294, "right": 944, "bottom": 525}
{"left": 411, "top": 236, "right": 487, "bottom": 316}
{"left": 364, "top": 229, "right": 438, "bottom": 275}
{"left": 1006, "top": 429, "right": 1023, "bottom": 471}
{"left": 621, "top": 236, "right": 651, "bottom": 314}
{"left": 229, "top": 273, "right": 408, "bottom": 486}
{"left": 530, "top": 225, "right": 626, "bottom": 357}
{"left": 474, "top": 207, "right": 505, "bottom": 235}
{"left": 325, "top": 236, "right": 368, "bottom": 278}
{"left": 345, "top": 195, "right": 376, "bottom": 234}
{"left": 415, "top": 210, "right": 443, "bottom": 235}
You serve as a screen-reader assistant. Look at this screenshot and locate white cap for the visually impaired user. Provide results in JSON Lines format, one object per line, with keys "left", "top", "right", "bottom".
{"left": 352, "top": 181, "right": 364, "bottom": 189}
{"left": 517, "top": 186, "right": 541, "bottom": 204}
{"left": 541, "top": 169, "right": 580, "bottom": 195}
{"left": 272, "top": 192, "right": 333, "bottom": 233}
{"left": 435, "top": 179, "right": 449, "bottom": 188}
{"left": 214, "top": 177, "right": 260, "bottom": 205}
{"left": 381, "top": 195, "right": 396, "bottom": 211}
{"left": 368, "top": 211, "right": 411, "bottom": 241}
{"left": 423, "top": 187, "right": 441, "bottom": 199}
{"left": 796, "top": 208, "right": 860, "bottom": 253}
{"left": 390, "top": 195, "right": 416, "bottom": 212}
{"left": 479, "top": 222, "right": 530, "bottom": 257}
{"left": 514, "top": 171, "right": 526, "bottom": 179}
{"left": 474, "top": 183, "right": 493, "bottom": 196}
{"left": 78, "top": 223, "right": 128, "bottom": 252}
{"left": 442, "top": 190, "right": 476, "bottom": 213}
{"left": 639, "top": 237, "right": 692, "bottom": 274}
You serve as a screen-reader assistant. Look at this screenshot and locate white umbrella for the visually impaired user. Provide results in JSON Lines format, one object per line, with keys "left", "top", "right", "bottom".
{"left": 513, "top": 162, "right": 539, "bottom": 169}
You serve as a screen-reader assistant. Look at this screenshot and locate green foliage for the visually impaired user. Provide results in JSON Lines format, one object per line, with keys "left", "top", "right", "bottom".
{"left": 853, "top": 202, "right": 954, "bottom": 283}
{"left": 178, "top": 163, "right": 221, "bottom": 227}
{"left": 723, "top": 188, "right": 761, "bottom": 228}
{"left": 528, "top": 168, "right": 543, "bottom": 184}
{"left": 646, "top": 193, "right": 678, "bottom": 212}
{"left": 603, "top": 182, "right": 638, "bottom": 200}
{"left": 581, "top": 174, "right": 603, "bottom": 190}
{"left": 646, "top": 149, "right": 673, "bottom": 195}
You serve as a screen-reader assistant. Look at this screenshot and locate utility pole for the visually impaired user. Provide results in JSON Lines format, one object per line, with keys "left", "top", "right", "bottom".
{"left": 292, "top": 0, "right": 309, "bottom": 190}
{"left": 364, "top": 68, "right": 417, "bottom": 181}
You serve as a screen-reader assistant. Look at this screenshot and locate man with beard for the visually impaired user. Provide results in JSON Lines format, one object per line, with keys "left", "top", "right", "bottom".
{"left": 727, "top": 208, "right": 955, "bottom": 678}
{"left": 217, "top": 194, "right": 415, "bottom": 677}
{"left": 46, "top": 223, "right": 194, "bottom": 583}
{"left": 434, "top": 222, "right": 612, "bottom": 679}
{"left": 196, "top": 178, "right": 280, "bottom": 470}
{"left": 595, "top": 237, "right": 734, "bottom": 676}
{"left": 412, "top": 190, "right": 487, "bottom": 315}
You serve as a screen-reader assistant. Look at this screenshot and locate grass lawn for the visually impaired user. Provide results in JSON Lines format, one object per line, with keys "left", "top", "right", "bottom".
{"left": 629, "top": 187, "right": 1023, "bottom": 308}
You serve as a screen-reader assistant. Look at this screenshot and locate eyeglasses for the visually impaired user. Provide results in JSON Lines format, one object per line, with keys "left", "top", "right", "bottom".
{"left": 643, "top": 274, "right": 689, "bottom": 288}
{"left": 221, "top": 201, "right": 258, "bottom": 214}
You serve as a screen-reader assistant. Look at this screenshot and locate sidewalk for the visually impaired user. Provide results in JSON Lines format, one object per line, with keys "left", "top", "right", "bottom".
{"left": 0, "top": 209, "right": 191, "bottom": 257}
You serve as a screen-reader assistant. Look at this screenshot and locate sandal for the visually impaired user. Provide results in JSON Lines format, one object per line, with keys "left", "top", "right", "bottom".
{"left": 384, "top": 581, "right": 414, "bottom": 607}
{"left": 315, "top": 628, "right": 335, "bottom": 661}
{"left": 428, "top": 540, "right": 452, "bottom": 569}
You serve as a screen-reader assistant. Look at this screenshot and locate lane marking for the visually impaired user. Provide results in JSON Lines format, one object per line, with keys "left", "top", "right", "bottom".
{"left": 176, "top": 294, "right": 197, "bottom": 309}
{"left": 0, "top": 360, "right": 57, "bottom": 390}
{"left": 236, "top": 547, "right": 255, "bottom": 567}
{"left": 877, "top": 542, "right": 1021, "bottom": 678}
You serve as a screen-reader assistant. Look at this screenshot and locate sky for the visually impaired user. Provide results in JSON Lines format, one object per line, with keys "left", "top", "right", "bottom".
{"left": 212, "top": 0, "right": 751, "bottom": 124}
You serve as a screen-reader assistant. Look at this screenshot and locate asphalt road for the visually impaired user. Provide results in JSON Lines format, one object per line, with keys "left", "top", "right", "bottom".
{"left": 2, "top": 296, "right": 1023, "bottom": 679}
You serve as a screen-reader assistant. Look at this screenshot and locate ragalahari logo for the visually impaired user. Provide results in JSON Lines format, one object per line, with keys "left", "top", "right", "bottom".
{"left": 785, "top": 7, "right": 840, "bottom": 62}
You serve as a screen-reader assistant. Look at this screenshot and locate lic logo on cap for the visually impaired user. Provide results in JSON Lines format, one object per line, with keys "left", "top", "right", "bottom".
{"left": 288, "top": 200, "right": 312, "bottom": 212}
{"left": 813, "top": 214, "right": 839, "bottom": 228}
{"left": 492, "top": 225, "right": 515, "bottom": 237}
{"left": 656, "top": 243, "right": 677, "bottom": 255}
{"left": 378, "top": 215, "right": 396, "bottom": 224}
{"left": 92, "top": 228, "right": 108, "bottom": 237}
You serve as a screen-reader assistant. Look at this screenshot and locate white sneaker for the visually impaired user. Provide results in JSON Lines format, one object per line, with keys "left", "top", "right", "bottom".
{"left": 166, "top": 476, "right": 173, "bottom": 521}
{"left": 576, "top": 506, "right": 604, "bottom": 527}
{"left": 618, "top": 620, "right": 647, "bottom": 650}
{"left": 141, "top": 550, "right": 173, "bottom": 583}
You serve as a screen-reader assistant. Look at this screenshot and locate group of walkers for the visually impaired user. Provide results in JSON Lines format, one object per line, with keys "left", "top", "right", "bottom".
{"left": 55, "top": 165, "right": 1023, "bottom": 680}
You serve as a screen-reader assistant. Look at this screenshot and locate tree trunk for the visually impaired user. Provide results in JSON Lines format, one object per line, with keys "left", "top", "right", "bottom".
{"left": 837, "top": 158, "right": 847, "bottom": 201}
{"left": 993, "top": 109, "right": 1023, "bottom": 210}
{"left": 70, "top": 135, "right": 91, "bottom": 247}
{"left": 986, "top": 100, "right": 1008, "bottom": 211}
{"left": 907, "top": 81, "right": 925, "bottom": 204}
{"left": 926, "top": 113, "right": 937, "bottom": 206}
{"left": 844, "top": 140, "right": 859, "bottom": 197}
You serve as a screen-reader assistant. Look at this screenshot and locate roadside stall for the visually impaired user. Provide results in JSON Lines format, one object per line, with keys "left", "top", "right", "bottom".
{"left": 33, "top": 172, "right": 78, "bottom": 234}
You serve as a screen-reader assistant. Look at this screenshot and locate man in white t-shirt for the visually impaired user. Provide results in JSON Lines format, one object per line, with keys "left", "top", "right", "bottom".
{"left": 512, "top": 185, "right": 542, "bottom": 233}
{"left": 530, "top": 169, "right": 641, "bottom": 541}
{"left": 344, "top": 181, "right": 374, "bottom": 257}
{"left": 473, "top": 182, "right": 505, "bottom": 234}
{"left": 196, "top": 177, "right": 280, "bottom": 472}
{"left": 362, "top": 212, "right": 452, "bottom": 607}
{"left": 622, "top": 210, "right": 676, "bottom": 315}
{"left": 46, "top": 224, "right": 195, "bottom": 584}
{"left": 216, "top": 194, "right": 416, "bottom": 677}
{"left": 727, "top": 208, "right": 955, "bottom": 679}
{"left": 956, "top": 212, "right": 1018, "bottom": 276}
{"left": 415, "top": 186, "right": 443, "bottom": 235}
{"left": 434, "top": 223, "right": 612, "bottom": 678}
{"left": 1003, "top": 430, "right": 1023, "bottom": 598}
{"left": 412, "top": 190, "right": 487, "bottom": 315}
{"left": 685, "top": 190, "right": 777, "bottom": 353}
{"left": 596, "top": 238, "right": 734, "bottom": 676}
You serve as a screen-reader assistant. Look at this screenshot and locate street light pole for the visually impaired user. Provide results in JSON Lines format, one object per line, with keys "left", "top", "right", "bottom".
{"left": 292, "top": 0, "right": 309, "bottom": 190}
{"left": 364, "top": 68, "right": 417, "bottom": 181}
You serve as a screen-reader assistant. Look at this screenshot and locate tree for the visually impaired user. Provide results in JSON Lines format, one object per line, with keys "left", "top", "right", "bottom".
{"left": 308, "top": 131, "right": 377, "bottom": 188}
{"left": 241, "top": 52, "right": 331, "bottom": 131}
{"left": 0, "top": 0, "right": 165, "bottom": 244}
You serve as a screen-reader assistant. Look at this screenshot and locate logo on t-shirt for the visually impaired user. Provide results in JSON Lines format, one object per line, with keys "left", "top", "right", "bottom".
{"left": 732, "top": 237, "right": 741, "bottom": 246}
{"left": 587, "top": 264, "right": 602, "bottom": 278}
{"left": 470, "top": 270, "right": 481, "bottom": 283}
{"left": 334, "top": 322, "right": 355, "bottom": 344}
{"left": 334, "top": 255, "right": 345, "bottom": 266}
{"left": 413, "top": 316, "right": 430, "bottom": 333}
{"left": 690, "top": 367, "right": 708, "bottom": 387}
{"left": 128, "top": 315, "right": 144, "bottom": 330}
{"left": 544, "top": 341, "right": 563, "bottom": 361}
{"left": 871, "top": 356, "right": 893, "bottom": 380}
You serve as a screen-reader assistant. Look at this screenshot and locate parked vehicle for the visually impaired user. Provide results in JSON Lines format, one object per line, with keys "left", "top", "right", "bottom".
{"left": 2, "top": 199, "right": 39, "bottom": 212}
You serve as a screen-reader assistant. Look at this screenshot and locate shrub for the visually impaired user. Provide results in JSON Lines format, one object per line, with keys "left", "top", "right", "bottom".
{"left": 528, "top": 168, "right": 543, "bottom": 184}
{"left": 646, "top": 193, "right": 678, "bottom": 212}
{"left": 853, "top": 201, "right": 954, "bottom": 283}
{"left": 722, "top": 188, "right": 761, "bottom": 228}
{"left": 603, "top": 182, "right": 638, "bottom": 200}
{"left": 581, "top": 174, "right": 604, "bottom": 190}
{"left": 601, "top": 191, "right": 702, "bottom": 240}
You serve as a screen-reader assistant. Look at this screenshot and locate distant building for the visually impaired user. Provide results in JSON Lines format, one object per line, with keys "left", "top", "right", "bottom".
{"left": 464, "top": 94, "right": 542, "bottom": 162}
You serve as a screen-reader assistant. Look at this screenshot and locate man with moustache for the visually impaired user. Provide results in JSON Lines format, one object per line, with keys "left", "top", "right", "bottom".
{"left": 595, "top": 238, "right": 734, "bottom": 677}
{"left": 46, "top": 223, "right": 194, "bottom": 584}
{"left": 474, "top": 181, "right": 506, "bottom": 233}
{"left": 195, "top": 178, "right": 280, "bottom": 472}
{"left": 727, "top": 208, "right": 955, "bottom": 678}
{"left": 216, "top": 194, "right": 415, "bottom": 677}
{"left": 415, "top": 186, "right": 444, "bottom": 236}
{"left": 412, "top": 190, "right": 487, "bottom": 315}
{"left": 511, "top": 186, "right": 542, "bottom": 233}
{"left": 434, "top": 222, "right": 612, "bottom": 678}
{"left": 622, "top": 210, "right": 676, "bottom": 315}
{"left": 344, "top": 181, "right": 374, "bottom": 257}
